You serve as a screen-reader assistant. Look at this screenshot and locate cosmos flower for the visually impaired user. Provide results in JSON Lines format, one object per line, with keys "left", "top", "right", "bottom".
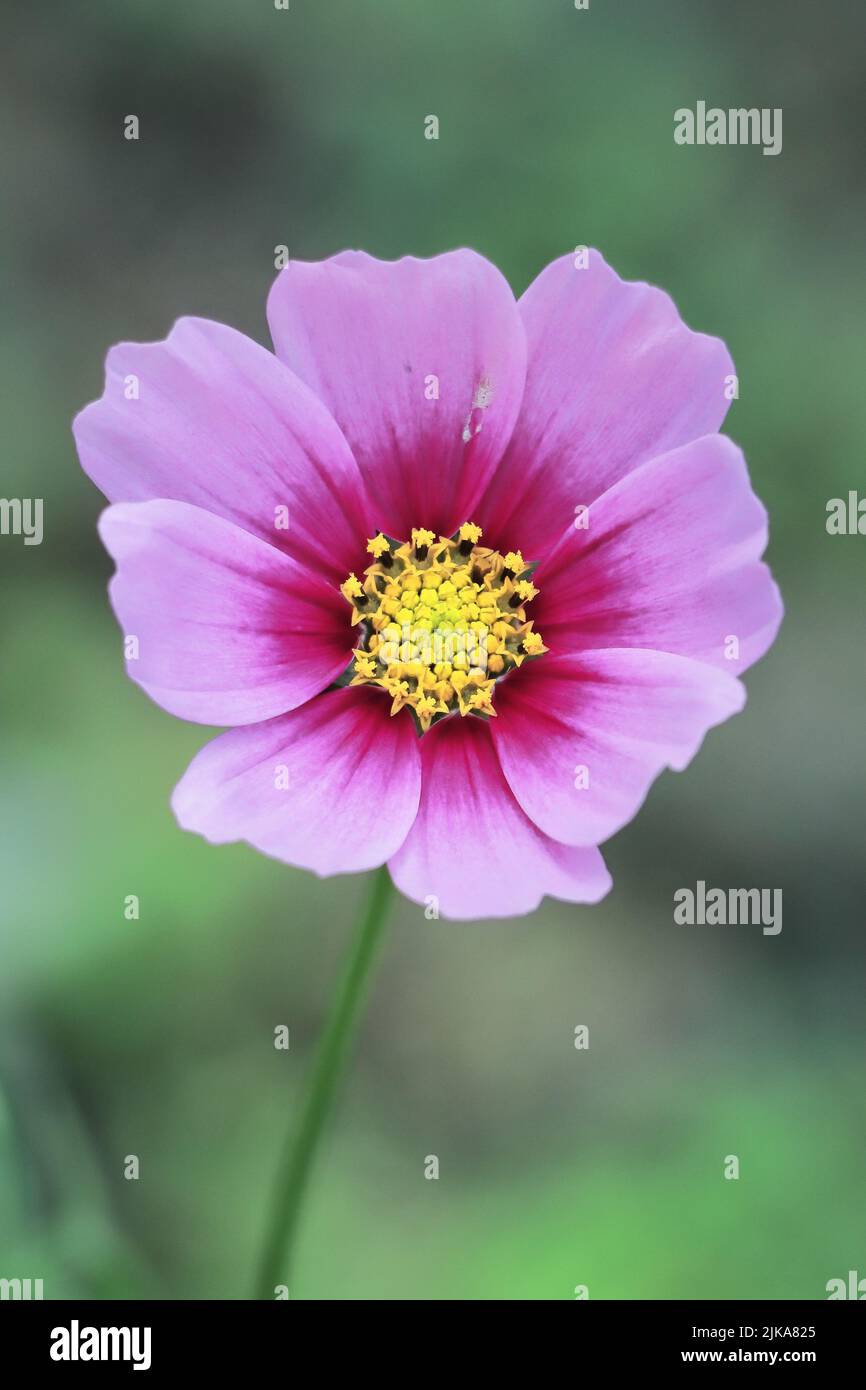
{"left": 73, "top": 249, "right": 782, "bottom": 919}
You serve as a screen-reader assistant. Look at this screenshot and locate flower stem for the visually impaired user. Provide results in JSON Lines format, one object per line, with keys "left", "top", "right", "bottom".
{"left": 254, "top": 864, "right": 394, "bottom": 1298}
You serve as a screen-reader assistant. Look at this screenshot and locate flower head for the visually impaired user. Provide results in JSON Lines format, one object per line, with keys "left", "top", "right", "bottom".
{"left": 74, "top": 248, "right": 782, "bottom": 919}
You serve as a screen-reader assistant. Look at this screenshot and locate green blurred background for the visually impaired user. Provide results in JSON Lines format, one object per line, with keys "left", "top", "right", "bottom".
{"left": 1, "top": 0, "right": 864, "bottom": 1300}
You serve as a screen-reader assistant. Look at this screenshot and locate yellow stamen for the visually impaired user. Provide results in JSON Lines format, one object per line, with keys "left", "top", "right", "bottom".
{"left": 352, "top": 652, "right": 378, "bottom": 680}
{"left": 341, "top": 521, "right": 545, "bottom": 731}
{"left": 522, "top": 630, "right": 548, "bottom": 657}
{"left": 340, "top": 573, "right": 364, "bottom": 602}
{"left": 366, "top": 532, "right": 391, "bottom": 558}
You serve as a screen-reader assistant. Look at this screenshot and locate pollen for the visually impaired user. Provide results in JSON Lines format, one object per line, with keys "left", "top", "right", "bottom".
{"left": 341, "top": 524, "right": 548, "bottom": 732}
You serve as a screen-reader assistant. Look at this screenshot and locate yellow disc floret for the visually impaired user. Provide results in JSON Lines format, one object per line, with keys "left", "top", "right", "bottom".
{"left": 341, "top": 524, "right": 547, "bottom": 732}
{"left": 366, "top": 533, "right": 391, "bottom": 559}
{"left": 410, "top": 527, "right": 436, "bottom": 552}
{"left": 340, "top": 573, "right": 364, "bottom": 603}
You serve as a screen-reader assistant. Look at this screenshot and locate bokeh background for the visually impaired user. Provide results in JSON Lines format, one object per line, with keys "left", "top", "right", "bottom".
{"left": 1, "top": 0, "right": 864, "bottom": 1300}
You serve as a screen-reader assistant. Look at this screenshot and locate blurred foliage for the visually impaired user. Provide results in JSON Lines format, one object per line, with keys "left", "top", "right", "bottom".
{"left": 1, "top": 0, "right": 864, "bottom": 1298}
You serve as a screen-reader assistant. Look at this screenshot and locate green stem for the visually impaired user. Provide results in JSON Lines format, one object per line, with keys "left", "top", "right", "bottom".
{"left": 254, "top": 865, "right": 394, "bottom": 1298}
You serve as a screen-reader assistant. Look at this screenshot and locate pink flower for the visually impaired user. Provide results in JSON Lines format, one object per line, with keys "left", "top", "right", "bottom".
{"left": 74, "top": 249, "right": 782, "bottom": 919}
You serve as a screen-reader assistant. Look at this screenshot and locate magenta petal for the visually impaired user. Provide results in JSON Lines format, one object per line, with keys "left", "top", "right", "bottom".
{"left": 74, "top": 317, "right": 370, "bottom": 585}
{"left": 267, "top": 250, "right": 527, "bottom": 539}
{"left": 388, "top": 716, "right": 611, "bottom": 920}
{"left": 493, "top": 650, "right": 745, "bottom": 847}
{"left": 99, "top": 500, "right": 350, "bottom": 725}
{"left": 533, "top": 434, "right": 783, "bottom": 674}
{"left": 172, "top": 687, "right": 421, "bottom": 876}
{"left": 477, "top": 249, "right": 735, "bottom": 559}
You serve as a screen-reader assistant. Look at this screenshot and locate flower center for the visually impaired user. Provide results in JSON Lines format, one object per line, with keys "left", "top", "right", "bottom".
{"left": 340, "top": 523, "right": 547, "bottom": 732}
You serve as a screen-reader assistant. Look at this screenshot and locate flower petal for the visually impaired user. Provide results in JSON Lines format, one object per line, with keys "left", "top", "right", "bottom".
{"left": 492, "top": 650, "right": 745, "bottom": 847}
{"left": 477, "top": 249, "right": 735, "bottom": 560}
{"left": 74, "top": 317, "right": 370, "bottom": 585}
{"left": 99, "top": 500, "right": 350, "bottom": 725}
{"left": 172, "top": 686, "right": 422, "bottom": 876}
{"left": 532, "top": 434, "right": 783, "bottom": 674}
{"left": 388, "top": 715, "right": 611, "bottom": 920}
{"left": 267, "top": 249, "right": 527, "bottom": 540}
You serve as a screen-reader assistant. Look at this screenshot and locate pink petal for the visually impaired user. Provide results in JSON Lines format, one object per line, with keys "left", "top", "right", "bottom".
{"left": 388, "top": 715, "right": 611, "bottom": 920}
{"left": 172, "top": 687, "right": 422, "bottom": 876}
{"left": 477, "top": 249, "right": 735, "bottom": 560}
{"left": 492, "top": 650, "right": 745, "bottom": 848}
{"left": 267, "top": 250, "right": 527, "bottom": 540}
{"left": 99, "top": 500, "right": 350, "bottom": 725}
{"left": 532, "top": 434, "right": 783, "bottom": 674}
{"left": 74, "top": 317, "right": 370, "bottom": 585}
